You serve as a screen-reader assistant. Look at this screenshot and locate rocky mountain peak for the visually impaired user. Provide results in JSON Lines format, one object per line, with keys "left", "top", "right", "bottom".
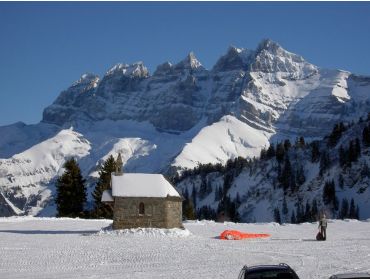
{"left": 174, "top": 52, "right": 204, "bottom": 71}
{"left": 256, "top": 39, "right": 282, "bottom": 54}
{"left": 213, "top": 45, "right": 254, "bottom": 72}
{"left": 71, "top": 73, "right": 100, "bottom": 90}
{"left": 41, "top": 73, "right": 99, "bottom": 125}
{"left": 105, "top": 62, "right": 149, "bottom": 79}
{"left": 251, "top": 39, "right": 318, "bottom": 79}
{"left": 153, "top": 62, "right": 173, "bottom": 76}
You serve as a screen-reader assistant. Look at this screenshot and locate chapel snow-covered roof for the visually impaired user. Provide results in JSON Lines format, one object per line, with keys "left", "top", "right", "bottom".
{"left": 111, "top": 173, "right": 180, "bottom": 198}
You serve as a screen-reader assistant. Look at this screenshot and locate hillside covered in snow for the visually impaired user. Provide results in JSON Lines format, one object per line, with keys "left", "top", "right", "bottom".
{"left": 0, "top": 217, "right": 370, "bottom": 278}
{"left": 1, "top": 39, "right": 370, "bottom": 217}
{"left": 174, "top": 116, "right": 370, "bottom": 223}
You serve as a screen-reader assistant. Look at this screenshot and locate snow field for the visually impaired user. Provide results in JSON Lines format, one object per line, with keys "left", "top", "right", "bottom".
{"left": 0, "top": 217, "right": 370, "bottom": 278}
{"left": 173, "top": 115, "right": 272, "bottom": 170}
{"left": 97, "top": 225, "right": 191, "bottom": 238}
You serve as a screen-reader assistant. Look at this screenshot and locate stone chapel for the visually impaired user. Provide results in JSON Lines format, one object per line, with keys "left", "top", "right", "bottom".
{"left": 102, "top": 154, "right": 183, "bottom": 229}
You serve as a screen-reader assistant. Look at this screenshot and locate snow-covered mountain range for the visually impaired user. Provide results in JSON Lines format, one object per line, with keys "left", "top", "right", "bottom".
{"left": 1, "top": 39, "right": 370, "bottom": 217}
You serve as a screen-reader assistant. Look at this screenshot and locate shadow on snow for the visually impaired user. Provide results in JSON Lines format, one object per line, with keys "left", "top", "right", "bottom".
{"left": 0, "top": 229, "right": 98, "bottom": 235}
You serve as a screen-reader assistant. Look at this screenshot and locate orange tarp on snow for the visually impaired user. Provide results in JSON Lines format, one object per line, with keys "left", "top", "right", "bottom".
{"left": 220, "top": 230, "right": 271, "bottom": 240}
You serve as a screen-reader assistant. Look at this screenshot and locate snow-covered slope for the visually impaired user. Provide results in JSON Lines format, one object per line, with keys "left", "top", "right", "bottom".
{"left": 1, "top": 217, "right": 370, "bottom": 278}
{"left": 0, "top": 119, "right": 205, "bottom": 215}
{"left": 173, "top": 115, "right": 272, "bottom": 170}
{"left": 1, "top": 39, "right": 370, "bottom": 216}
{"left": 0, "top": 129, "right": 91, "bottom": 216}
{"left": 175, "top": 117, "right": 370, "bottom": 222}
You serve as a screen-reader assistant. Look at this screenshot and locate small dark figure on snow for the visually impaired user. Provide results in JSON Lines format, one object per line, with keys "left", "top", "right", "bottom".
{"left": 318, "top": 213, "right": 327, "bottom": 241}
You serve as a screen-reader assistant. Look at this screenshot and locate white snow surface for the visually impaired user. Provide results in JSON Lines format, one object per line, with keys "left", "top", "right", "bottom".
{"left": 111, "top": 173, "right": 180, "bottom": 198}
{"left": 0, "top": 217, "right": 369, "bottom": 278}
{"left": 96, "top": 225, "right": 191, "bottom": 237}
{"left": 0, "top": 128, "right": 91, "bottom": 215}
{"left": 173, "top": 115, "right": 272, "bottom": 170}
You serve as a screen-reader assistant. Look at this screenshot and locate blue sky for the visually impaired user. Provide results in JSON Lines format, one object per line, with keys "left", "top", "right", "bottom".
{"left": 0, "top": 2, "right": 370, "bottom": 126}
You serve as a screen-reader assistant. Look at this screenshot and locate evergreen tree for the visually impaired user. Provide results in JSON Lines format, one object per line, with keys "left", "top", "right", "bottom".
{"left": 228, "top": 199, "right": 239, "bottom": 222}
{"left": 260, "top": 148, "right": 267, "bottom": 160}
{"left": 356, "top": 205, "right": 360, "bottom": 219}
{"left": 235, "top": 192, "right": 241, "bottom": 207}
{"left": 311, "top": 199, "right": 318, "bottom": 221}
{"left": 348, "top": 140, "right": 358, "bottom": 163}
{"left": 234, "top": 157, "right": 248, "bottom": 175}
{"left": 298, "top": 136, "right": 305, "bottom": 148}
{"left": 323, "top": 180, "right": 337, "bottom": 210}
{"left": 284, "top": 139, "right": 291, "bottom": 151}
{"left": 361, "top": 162, "right": 370, "bottom": 178}
{"left": 311, "top": 141, "right": 320, "bottom": 163}
{"left": 183, "top": 188, "right": 189, "bottom": 201}
{"left": 55, "top": 158, "right": 86, "bottom": 217}
{"left": 184, "top": 199, "right": 196, "bottom": 220}
{"left": 215, "top": 186, "right": 223, "bottom": 202}
{"left": 266, "top": 144, "right": 276, "bottom": 159}
{"left": 362, "top": 125, "right": 370, "bottom": 146}
{"left": 274, "top": 207, "right": 281, "bottom": 224}
{"left": 296, "top": 165, "right": 306, "bottom": 186}
{"left": 339, "top": 145, "right": 346, "bottom": 167}
{"left": 349, "top": 198, "right": 356, "bottom": 219}
{"left": 334, "top": 195, "right": 339, "bottom": 212}
{"left": 219, "top": 185, "right": 225, "bottom": 200}
{"left": 328, "top": 122, "right": 345, "bottom": 147}
{"left": 338, "top": 174, "right": 344, "bottom": 189}
{"left": 281, "top": 155, "right": 292, "bottom": 190}
{"left": 191, "top": 185, "right": 197, "bottom": 209}
{"left": 223, "top": 173, "right": 233, "bottom": 200}
{"left": 277, "top": 162, "right": 282, "bottom": 186}
{"left": 304, "top": 200, "right": 311, "bottom": 222}
{"left": 199, "top": 176, "right": 208, "bottom": 199}
{"left": 296, "top": 203, "right": 304, "bottom": 224}
{"left": 290, "top": 171, "right": 297, "bottom": 193}
{"left": 214, "top": 186, "right": 220, "bottom": 202}
{"left": 217, "top": 195, "right": 236, "bottom": 221}
{"left": 206, "top": 180, "right": 213, "bottom": 195}
{"left": 291, "top": 210, "right": 296, "bottom": 224}
{"left": 282, "top": 197, "right": 288, "bottom": 218}
{"left": 339, "top": 198, "right": 349, "bottom": 219}
{"left": 276, "top": 142, "right": 285, "bottom": 162}
{"left": 182, "top": 189, "right": 196, "bottom": 220}
{"left": 92, "top": 155, "right": 116, "bottom": 218}
{"left": 355, "top": 138, "right": 361, "bottom": 158}
{"left": 319, "top": 151, "right": 330, "bottom": 176}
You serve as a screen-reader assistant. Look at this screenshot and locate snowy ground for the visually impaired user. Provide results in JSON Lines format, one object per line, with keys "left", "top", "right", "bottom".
{"left": 0, "top": 218, "right": 370, "bottom": 278}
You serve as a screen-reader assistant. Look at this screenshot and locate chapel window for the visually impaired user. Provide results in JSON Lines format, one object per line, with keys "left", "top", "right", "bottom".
{"left": 139, "top": 202, "right": 145, "bottom": 215}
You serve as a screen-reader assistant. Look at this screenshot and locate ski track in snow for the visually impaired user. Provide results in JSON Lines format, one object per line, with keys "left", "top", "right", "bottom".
{"left": 1, "top": 218, "right": 370, "bottom": 278}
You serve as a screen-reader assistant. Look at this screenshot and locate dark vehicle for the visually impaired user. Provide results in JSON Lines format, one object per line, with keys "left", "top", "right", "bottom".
{"left": 329, "top": 272, "right": 370, "bottom": 279}
{"left": 238, "top": 263, "right": 299, "bottom": 279}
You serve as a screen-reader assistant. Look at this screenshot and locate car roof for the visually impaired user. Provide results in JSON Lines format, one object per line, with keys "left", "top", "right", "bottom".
{"left": 245, "top": 265, "right": 292, "bottom": 272}
{"left": 330, "top": 272, "right": 370, "bottom": 279}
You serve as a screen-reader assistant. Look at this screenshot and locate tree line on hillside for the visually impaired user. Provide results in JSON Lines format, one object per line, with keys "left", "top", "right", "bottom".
{"left": 262, "top": 116, "right": 368, "bottom": 223}
{"left": 174, "top": 114, "right": 370, "bottom": 224}
{"left": 174, "top": 156, "right": 250, "bottom": 223}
